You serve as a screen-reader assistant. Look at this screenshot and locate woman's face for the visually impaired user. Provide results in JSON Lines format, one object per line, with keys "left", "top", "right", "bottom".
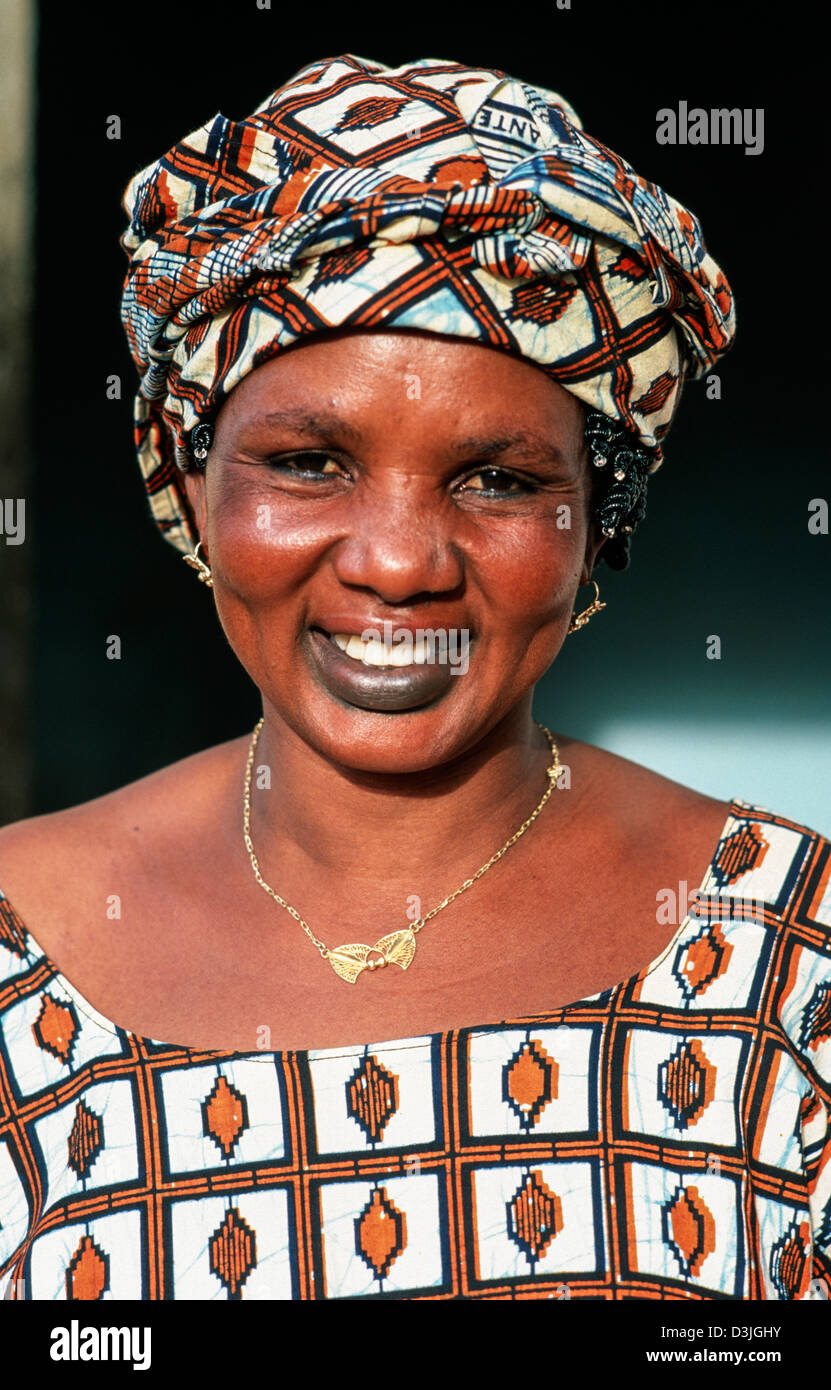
{"left": 184, "top": 329, "right": 604, "bottom": 772}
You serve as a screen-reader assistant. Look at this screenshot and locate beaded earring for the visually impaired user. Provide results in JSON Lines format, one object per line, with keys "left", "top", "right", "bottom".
{"left": 189, "top": 422, "right": 214, "bottom": 465}
{"left": 584, "top": 411, "right": 653, "bottom": 569}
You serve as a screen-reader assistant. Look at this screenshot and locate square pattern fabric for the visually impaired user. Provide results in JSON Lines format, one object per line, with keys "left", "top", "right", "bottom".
{"left": 1, "top": 798, "right": 829, "bottom": 1300}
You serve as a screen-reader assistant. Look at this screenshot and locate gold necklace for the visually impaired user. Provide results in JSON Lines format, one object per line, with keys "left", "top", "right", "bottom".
{"left": 243, "top": 717, "right": 563, "bottom": 983}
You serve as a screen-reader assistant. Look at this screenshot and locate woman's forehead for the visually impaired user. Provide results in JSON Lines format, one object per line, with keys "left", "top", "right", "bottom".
{"left": 219, "top": 330, "right": 585, "bottom": 431}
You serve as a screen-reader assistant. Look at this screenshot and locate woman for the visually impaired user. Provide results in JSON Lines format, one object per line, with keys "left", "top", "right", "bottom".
{"left": 0, "top": 54, "right": 828, "bottom": 1302}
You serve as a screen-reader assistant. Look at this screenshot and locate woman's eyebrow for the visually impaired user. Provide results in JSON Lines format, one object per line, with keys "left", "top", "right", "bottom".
{"left": 238, "top": 407, "right": 365, "bottom": 442}
{"left": 448, "top": 433, "right": 570, "bottom": 465}
{"left": 236, "top": 411, "right": 570, "bottom": 466}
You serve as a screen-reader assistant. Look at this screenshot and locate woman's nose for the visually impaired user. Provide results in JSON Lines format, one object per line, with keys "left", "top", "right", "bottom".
{"left": 330, "top": 487, "right": 465, "bottom": 603}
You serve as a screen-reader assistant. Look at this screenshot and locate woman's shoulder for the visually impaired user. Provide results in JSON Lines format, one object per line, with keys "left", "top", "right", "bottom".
{"left": 564, "top": 735, "right": 828, "bottom": 843}
{"left": 0, "top": 731, "right": 248, "bottom": 850}
{"left": 556, "top": 734, "right": 735, "bottom": 848}
{"left": 0, "top": 733, "right": 249, "bottom": 959}
{"left": 558, "top": 735, "right": 831, "bottom": 928}
{"left": 569, "top": 744, "right": 831, "bottom": 1076}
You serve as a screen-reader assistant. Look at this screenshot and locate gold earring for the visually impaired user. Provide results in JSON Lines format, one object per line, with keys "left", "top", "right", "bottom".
{"left": 183, "top": 539, "right": 213, "bottom": 588}
{"left": 568, "top": 578, "right": 605, "bottom": 634}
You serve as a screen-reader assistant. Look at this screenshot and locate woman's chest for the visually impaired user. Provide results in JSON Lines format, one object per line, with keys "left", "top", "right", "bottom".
{"left": 10, "top": 784, "right": 730, "bottom": 1053}
{"left": 53, "top": 854, "right": 682, "bottom": 1053}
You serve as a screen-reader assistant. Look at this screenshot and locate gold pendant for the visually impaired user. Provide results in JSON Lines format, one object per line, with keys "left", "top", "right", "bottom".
{"left": 327, "top": 928, "right": 416, "bottom": 983}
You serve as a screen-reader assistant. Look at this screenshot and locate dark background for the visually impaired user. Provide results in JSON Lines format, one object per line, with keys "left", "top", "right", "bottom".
{"left": 19, "top": 0, "right": 830, "bottom": 829}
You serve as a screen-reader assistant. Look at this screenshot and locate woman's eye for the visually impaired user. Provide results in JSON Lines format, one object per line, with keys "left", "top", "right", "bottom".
{"left": 267, "top": 452, "right": 343, "bottom": 477}
{"left": 460, "top": 468, "right": 534, "bottom": 495}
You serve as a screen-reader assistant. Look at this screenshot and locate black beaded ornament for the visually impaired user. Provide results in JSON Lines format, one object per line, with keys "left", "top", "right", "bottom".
{"left": 183, "top": 410, "right": 654, "bottom": 570}
{"left": 584, "top": 410, "right": 653, "bottom": 571}
{"left": 188, "top": 422, "right": 214, "bottom": 464}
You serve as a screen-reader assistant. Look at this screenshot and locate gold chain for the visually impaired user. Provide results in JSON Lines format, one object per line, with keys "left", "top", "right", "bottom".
{"left": 242, "top": 717, "right": 563, "bottom": 981}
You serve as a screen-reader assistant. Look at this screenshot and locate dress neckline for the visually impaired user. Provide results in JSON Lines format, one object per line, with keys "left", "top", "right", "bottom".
{"left": 5, "top": 797, "right": 750, "bottom": 1062}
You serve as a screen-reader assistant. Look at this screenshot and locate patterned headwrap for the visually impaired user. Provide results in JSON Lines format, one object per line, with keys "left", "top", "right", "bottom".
{"left": 120, "top": 54, "right": 735, "bottom": 554}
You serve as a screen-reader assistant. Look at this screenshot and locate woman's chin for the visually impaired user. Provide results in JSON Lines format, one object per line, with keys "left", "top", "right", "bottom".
{"left": 255, "top": 630, "right": 485, "bottom": 772}
{"left": 266, "top": 679, "right": 499, "bottom": 776}
{"left": 305, "top": 705, "right": 478, "bottom": 776}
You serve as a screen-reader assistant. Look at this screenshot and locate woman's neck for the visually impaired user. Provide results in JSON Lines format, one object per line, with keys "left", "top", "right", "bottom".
{"left": 244, "top": 702, "right": 568, "bottom": 885}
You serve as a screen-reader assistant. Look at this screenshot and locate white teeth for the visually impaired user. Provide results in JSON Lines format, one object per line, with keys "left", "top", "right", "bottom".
{"left": 345, "top": 635, "right": 367, "bottom": 661}
{"left": 330, "top": 632, "right": 416, "bottom": 668}
{"left": 387, "top": 642, "right": 414, "bottom": 667}
{"left": 361, "top": 638, "right": 392, "bottom": 664}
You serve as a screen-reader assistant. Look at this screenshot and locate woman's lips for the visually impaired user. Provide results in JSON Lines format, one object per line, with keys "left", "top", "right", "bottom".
{"left": 305, "top": 627, "right": 463, "bottom": 711}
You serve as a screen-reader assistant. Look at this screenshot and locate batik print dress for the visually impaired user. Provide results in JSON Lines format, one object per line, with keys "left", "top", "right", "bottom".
{"left": 1, "top": 798, "right": 829, "bottom": 1300}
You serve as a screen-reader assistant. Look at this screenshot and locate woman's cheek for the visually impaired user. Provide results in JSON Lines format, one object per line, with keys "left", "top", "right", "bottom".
{"left": 476, "top": 512, "right": 585, "bottom": 628}
{"left": 207, "top": 483, "right": 334, "bottom": 600}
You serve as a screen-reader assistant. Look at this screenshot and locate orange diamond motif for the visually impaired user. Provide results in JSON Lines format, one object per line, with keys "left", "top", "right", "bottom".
{"left": 0, "top": 895, "right": 26, "bottom": 958}
{"left": 67, "top": 1100, "right": 104, "bottom": 1180}
{"left": 312, "top": 243, "right": 374, "bottom": 289}
{"left": 355, "top": 1186, "right": 407, "bottom": 1279}
{"left": 346, "top": 1053, "right": 399, "bottom": 1143}
{"left": 674, "top": 923, "right": 733, "bottom": 1002}
{"left": 504, "top": 1039, "right": 557, "bottom": 1127}
{"left": 209, "top": 1206, "right": 257, "bottom": 1298}
{"left": 662, "top": 1184, "right": 716, "bottom": 1277}
{"left": 657, "top": 1038, "right": 716, "bottom": 1130}
{"left": 336, "top": 96, "right": 409, "bottom": 130}
{"left": 770, "top": 1219, "right": 811, "bottom": 1299}
{"left": 799, "top": 982, "right": 831, "bottom": 1053}
{"left": 507, "top": 1169, "right": 563, "bottom": 1262}
{"left": 202, "top": 1074, "right": 249, "bottom": 1159}
{"left": 713, "top": 823, "right": 768, "bottom": 887}
{"left": 65, "top": 1233, "right": 109, "bottom": 1300}
{"left": 512, "top": 279, "right": 578, "bottom": 326}
{"left": 32, "top": 993, "right": 79, "bottom": 1066}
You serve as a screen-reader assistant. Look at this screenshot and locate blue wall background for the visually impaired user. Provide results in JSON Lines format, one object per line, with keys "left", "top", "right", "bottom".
{"left": 535, "top": 417, "right": 829, "bottom": 833}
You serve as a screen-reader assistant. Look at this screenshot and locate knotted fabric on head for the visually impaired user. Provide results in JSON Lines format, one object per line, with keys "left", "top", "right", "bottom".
{"left": 120, "top": 54, "right": 736, "bottom": 553}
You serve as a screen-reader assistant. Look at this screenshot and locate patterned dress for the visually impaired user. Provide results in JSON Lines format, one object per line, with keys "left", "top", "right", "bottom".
{"left": 1, "top": 797, "right": 829, "bottom": 1301}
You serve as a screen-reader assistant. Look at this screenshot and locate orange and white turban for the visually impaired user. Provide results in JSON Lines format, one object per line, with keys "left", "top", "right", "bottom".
{"left": 120, "top": 54, "right": 736, "bottom": 553}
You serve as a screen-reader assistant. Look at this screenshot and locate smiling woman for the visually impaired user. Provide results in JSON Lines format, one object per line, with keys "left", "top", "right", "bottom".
{"left": 185, "top": 333, "right": 598, "bottom": 758}
{"left": 0, "top": 54, "right": 829, "bottom": 1303}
